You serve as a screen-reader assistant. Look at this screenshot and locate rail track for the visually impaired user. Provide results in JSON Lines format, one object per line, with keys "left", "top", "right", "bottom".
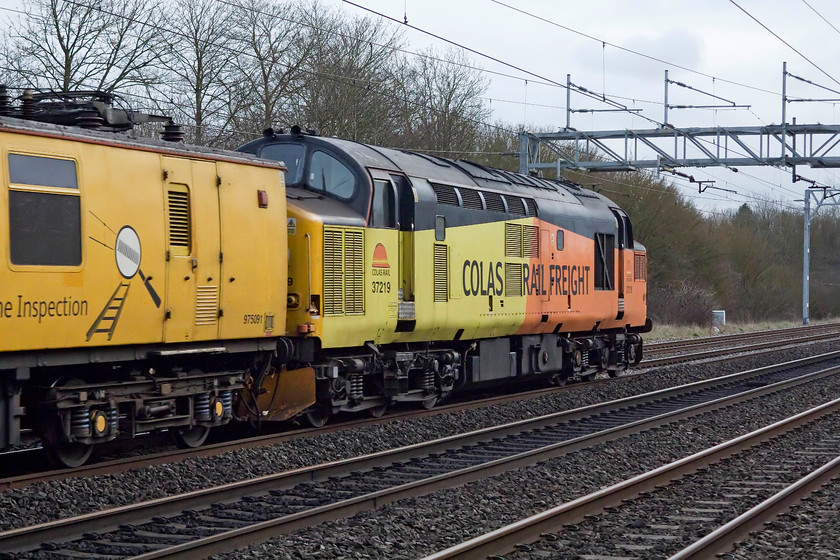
{"left": 1, "top": 322, "right": 838, "bottom": 491}
{"left": 3, "top": 351, "right": 840, "bottom": 558}
{"left": 423, "top": 398, "right": 840, "bottom": 559}
{"left": 640, "top": 322, "right": 840, "bottom": 368}
{"left": 645, "top": 322, "right": 840, "bottom": 355}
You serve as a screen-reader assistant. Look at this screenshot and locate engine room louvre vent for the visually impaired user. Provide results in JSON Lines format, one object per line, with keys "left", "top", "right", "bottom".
{"left": 433, "top": 244, "right": 448, "bottom": 302}
{"left": 505, "top": 195, "right": 526, "bottom": 216}
{"left": 167, "top": 189, "right": 191, "bottom": 251}
{"left": 634, "top": 251, "right": 647, "bottom": 281}
{"left": 195, "top": 285, "right": 218, "bottom": 325}
{"left": 524, "top": 198, "right": 538, "bottom": 217}
{"left": 432, "top": 183, "right": 459, "bottom": 206}
{"left": 323, "top": 229, "right": 344, "bottom": 315}
{"left": 505, "top": 223, "right": 522, "bottom": 258}
{"left": 483, "top": 191, "right": 505, "bottom": 213}
{"left": 505, "top": 262, "right": 523, "bottom": 296}
{"left": 523, "top": 225, "right": 540, "bottom": 258}
{"left": 344, "top": 229, "right": 365, "bottom": 314}
{"left": 458, "top": 187, "right": 483, "bottom": 210}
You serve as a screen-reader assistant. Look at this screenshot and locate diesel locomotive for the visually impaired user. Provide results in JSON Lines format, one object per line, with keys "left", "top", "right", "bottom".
{"left": 237, "top": 127, "right": 651, "bottom": 427}
{"left": 0, "top": 92, "right": 650, "bottom": 467}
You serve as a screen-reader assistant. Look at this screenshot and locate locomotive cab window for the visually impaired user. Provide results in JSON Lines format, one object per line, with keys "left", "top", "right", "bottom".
{"left": 308, "top": 150, "right": 356, "bottom": 201}
{"left": 369, "top": 179, "right": 396, "bottom": 228}
{"left": 260, "top": 143, "right": 305, "bottom": 184}
{"left": 594, "top": 233, "right": 615, "bottom": 290}
{"left": 8, "top": 153, "right": 81, "bottom": 266}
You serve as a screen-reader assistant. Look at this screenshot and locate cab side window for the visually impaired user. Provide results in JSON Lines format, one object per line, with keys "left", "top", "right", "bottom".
{"left": 308, "top": 150, "right": 355, "bottom": 200}
{"left": 370, "top": 179, "right": 396, "bottom": 228}
{"left": 8, "top": 153, "right": 81, "bottom": 266}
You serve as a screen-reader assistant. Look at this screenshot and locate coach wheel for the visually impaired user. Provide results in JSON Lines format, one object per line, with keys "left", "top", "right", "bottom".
{"left": 368, "top": 402, "right": 388, "bottom": 418}
{"left": 580, "top": 373, "right": 596, "bottom": 382}
{"left": 421, "top": 396, "right": 438, "bottom": 410}
{"left": 45, "top": 437, "right": 93, "bottom": 468}
{"left": 304, "top": 406, "right": 330, "bottom": 428}
{"left": 172, "top": 425, "right": 210, "bottom": 449}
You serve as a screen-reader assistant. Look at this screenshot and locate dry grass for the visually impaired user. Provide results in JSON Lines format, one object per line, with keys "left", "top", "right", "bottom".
{"left": 647, "top": 319, "right": 821, "bottom": 342}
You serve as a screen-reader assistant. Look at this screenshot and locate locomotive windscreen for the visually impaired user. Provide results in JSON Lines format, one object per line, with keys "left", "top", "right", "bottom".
{"left": 260, "top": 143, "right": 305, "bottom": 184}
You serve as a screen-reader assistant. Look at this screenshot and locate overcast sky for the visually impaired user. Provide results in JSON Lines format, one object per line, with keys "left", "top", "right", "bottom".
{"left": 2, "top": 0, "right": 839, "bottom": 213}
{"left": 326, "top": 0, "right": 840, "bottom": 213}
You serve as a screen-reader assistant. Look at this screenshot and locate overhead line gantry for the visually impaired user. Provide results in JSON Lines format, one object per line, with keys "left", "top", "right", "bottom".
{"left": 518, "top": 64, "right": 840, "bottom": 326}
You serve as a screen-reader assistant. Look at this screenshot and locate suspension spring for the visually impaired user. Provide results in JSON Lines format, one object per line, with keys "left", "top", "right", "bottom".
{"left": 108, "top": 407, "right": 119, "bottom": 435}
{"left": 349, "top": 375, "right": 364, "bottom": 400}
{"left": 194, "top": 394, "right": 211, "bottom": 421}
{"left": 70, "top": 407, "right": 91, "bottom": 437}
{"left": 219, "top": 391, "right": 232, "bottom": 417}
{"left": 423, "top": 369, "right": 436, "bottom": 390}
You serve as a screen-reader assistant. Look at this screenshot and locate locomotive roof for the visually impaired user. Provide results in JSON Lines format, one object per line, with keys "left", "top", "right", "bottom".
{"left": 0, "top": 116, "right": 286, "bottom": 170}
{"left": 247, "top": 133, "right": 616, "bottom": 209}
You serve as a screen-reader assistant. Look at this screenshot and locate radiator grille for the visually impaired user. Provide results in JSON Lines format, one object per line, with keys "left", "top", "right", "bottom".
{"left": 432, "top": 183, "right": 459, "bottom": 206}
{"left": 323, "top": 228, "right": 365, "bottom": 316}
{"left": 523, "top": 225, "right": 540, "bottom": 258}
{"left": 344, "top": 230, "right": 365, "bottom": 314}
{"left": 195, "top": 285, "right": 218, "bottom": 325}
{"left": 524, "top": 198, "right": 538, "bottom": 217}
{"left": 167, "top": 190, "right": 191, "bottom": 250}
{"left": 505, "top": 195, "right": 526, "bottom": 215}
{"left": 634, "top": 251, "right": 647, "bottom": 281}
{"left": 505, "top": 262, "right": 523, "bottom": 297}
{"left": 323, "top": 229, "right": 344, "bottom": 315}
{"left": 505, "top": 223, "right": 522, "bottom": 258}
{"left": 459, "top": 188, "right": 483, "bottom": 210}
{"left": 483, "top": 191, "right": 505, "bottom": 213}
{"left": 433, "top": 244, "right": 448, "bottom": 302}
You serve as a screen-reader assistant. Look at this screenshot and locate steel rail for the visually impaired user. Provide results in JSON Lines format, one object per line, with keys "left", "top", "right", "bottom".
{"left": 3, "top": 326, "right": 837, "bottom": 490}
{"left": 3, "top": 352, "right": 840, "bottom": 557}
{"left": 421, "top": 397, "right": 840, "bottom": 560}
{"left": 668, "top": 454, "right": 840, "bottom": 560}
{"left": 639, "top": 331, "right": 838, "bottom": 368}
{"left": 645, "top": 322, "right": 840, "bottom": 354}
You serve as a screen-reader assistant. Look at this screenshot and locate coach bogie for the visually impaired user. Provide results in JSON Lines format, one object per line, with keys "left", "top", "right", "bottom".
{"left": 34, "top": 365, "right": 242, "bottom": 466}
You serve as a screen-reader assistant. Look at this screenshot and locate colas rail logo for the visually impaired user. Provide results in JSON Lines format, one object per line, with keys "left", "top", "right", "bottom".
{"left": 372, "top": 243, "right": 390, "bottom": 274}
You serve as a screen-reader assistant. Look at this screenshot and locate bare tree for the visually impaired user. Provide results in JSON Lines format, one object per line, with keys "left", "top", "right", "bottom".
{"left": 292, "top": 3, "right": 406, "bottom": 143}
{"left": 3, "top": 0, "right": 164, "bottom": 92}
{"left": 154, "top": 0, "right": 235, "bottom": 146}
{"left": 225, "top": 0, "right": 311, "bottom": 138}
{"left": 400, "top": 47, "right": 491, "bottom": 155}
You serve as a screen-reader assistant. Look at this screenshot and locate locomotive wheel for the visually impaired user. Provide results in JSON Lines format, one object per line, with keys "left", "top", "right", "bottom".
{"left": 304, "top": 406, "right": 330, "bottom": 428}
{"left": 43, "top": 377, "right": 95, "bottom": 467}
{"left": 580, "top": 372, "right": 597, "bottom": 382}
{"left": 46, "top": 439, "right": 93, "bottom": 468}
{"left": 172, "top": 425, "right": 210, "bottom": 449}
{"left": 368, "top": 403, "right": 388, "bottom": 418}
{"left": 421, "top": 396, "right": 438, "bottom": 409}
